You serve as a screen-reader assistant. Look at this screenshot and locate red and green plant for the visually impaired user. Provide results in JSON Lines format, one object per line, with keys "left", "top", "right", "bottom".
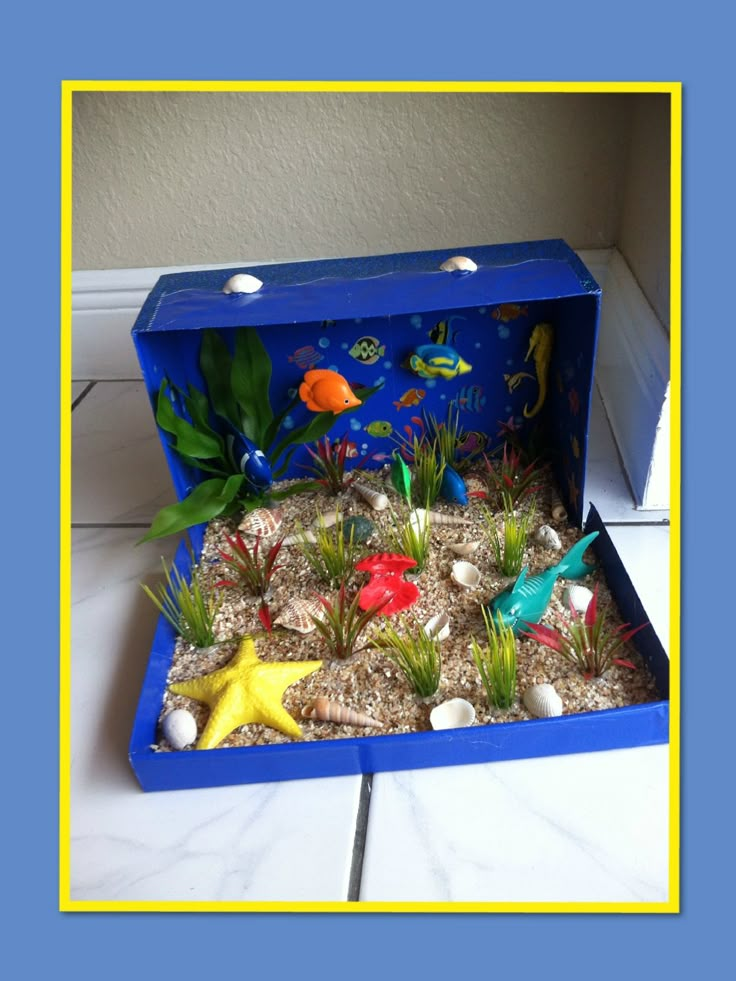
{"left": 310, "top": 583, "right": 388, "bottom": 659}
{"left": 216, "top": 531, "right": 284, "bottom": 632}
{"left": 301, "top": 432, "right": 367, "bottom": 495}
{"left": 521, "top": 585, "right": 647, "bottom": 679}
{"left": 484, "top": 442, "right": 545, "bottom": 509}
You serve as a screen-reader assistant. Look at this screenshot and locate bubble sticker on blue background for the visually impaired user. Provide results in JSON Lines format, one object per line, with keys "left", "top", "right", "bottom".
{"left": 350, "top": 417, "right": 362, "bottom": 431}
{"left": 497, "top": 324, "right": 510, "bottom": 340}
{"left": 478, "top": 307, "right": 487, "bottom": 314}
{"left": 287, "top": 387, "right": 298, "bottom": 399}
{"left": 426, "top": 378, "right": 437, "bottom": 388}
{"left": 361, "top": 442, "right": 368, "bottom": 450}
{"left": 283, "top": 415, "right": 295, "bottom": 430}
{"left": 383, "top": 360, "right": 393, "bottom": 369}
{"left": 329, "top": 364, "right": 339, "bottom": 372}
{"left": 505, "top": 405, "right": 512, "bottom": 414}
{"left": 374, "top": 375, "right": 386, "bottom": 387}
{"left": 506, "top": 359, "right": 514, "bottom": 366}
{"left": 354, "top": 318, "right": 363, "bottom": 324}
{"left": 474, "top": 342, "right": 481, "bottom": 349}
{"left": 440, "top": 393, "right": 447, "bottom": 400}
{"left": 410, "top": 315, "right": 422, "bottom": 329}
{"left": 341, "top": 341, "right": 349, "bottom": 350}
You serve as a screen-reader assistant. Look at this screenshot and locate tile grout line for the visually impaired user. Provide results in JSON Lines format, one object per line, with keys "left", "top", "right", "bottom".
{"left": 346, "top": 774, "right": 373, "bottom": 902}
{"left": 72, "top": 378, "right": 143, "bottom": 383}
{"left": 72, "top": 522, "right": 151, "bottom": 528}
{"left": 71, "top": 381, "right": 96, "bottom": 411}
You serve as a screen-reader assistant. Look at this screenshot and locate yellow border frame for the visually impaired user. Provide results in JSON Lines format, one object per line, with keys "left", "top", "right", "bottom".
{"left": 60, "top": 80, "right": 681, "bottom": 914}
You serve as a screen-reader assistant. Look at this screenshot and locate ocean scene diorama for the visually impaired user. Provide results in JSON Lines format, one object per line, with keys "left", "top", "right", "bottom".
{"left": 129, "top": 242, "right": 668, "bottom": 789}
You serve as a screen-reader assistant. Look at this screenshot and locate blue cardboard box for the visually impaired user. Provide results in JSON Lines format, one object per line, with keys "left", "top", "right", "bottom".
{"left": 129, "top": 241, "right": 669, "bottom": 791}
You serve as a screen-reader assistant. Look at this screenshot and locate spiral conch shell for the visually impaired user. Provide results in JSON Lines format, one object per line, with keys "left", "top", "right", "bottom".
{"left": 439, "top": 255, "right": 478, "bottom": 273}
{"left": 302, "top": 697, "right": 383, "bottom": 728}
{"left": 523, "top": 684, "right": 563, "bottom": 718}
{"left": 273, "top": 597, "right": 325, "bottom": 634}
{"left": 353, "top": 481, "right": 389, "bottom": 511}
{"left": 238, "top": 507, "right": 283, "bottom": 537}
{"left": 222, "top": 273, "right": 263, "bottom": 294}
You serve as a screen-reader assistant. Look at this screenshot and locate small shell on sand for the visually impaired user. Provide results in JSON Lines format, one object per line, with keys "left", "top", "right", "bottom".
{"left": 534, "top": 524, "right": 562, "bottom": 550}
{"left": 451, "top": 560, "right": 481, "bottom": 590}
{"left": 439, "top": 255, "right": 478, "bottom": 273}
{"left": 423, "top": 612, "right": 451, "bottom": 642}
{"left": 162, "top": 709, "right": 198, "bottom": 750}
{"left": 222, "top": 273, "right": 263, "bottom": 294}
{"left": 523, "top": 684, "right": 563, "bottom": 718}
{"left": 562, "top": 584, "right": 594, "bottom": 615}
{"left": 238, "top": 507, "right": 283, "bottom": 537}
{"left": 302, "top": 697, "right": 383, "bottom": 728}
{"left": 282, "top": 529, "right": 317, "bottom": 546}
{"left": 311, "top": 511, "right": 340, "bottom": 529}
{"left": 448, "top": 541, "right": 480, "bottom": 556}
{"left": 550, "top": 497, "right": 568, "bottom": 522}
{"left": 353, "top": 481, "right": 389, "bottom": 510}
{"left": 430, "top": 698, "right": 476, "bottom": 729}
{"left": 274, "top": 597, "right": 325, "bottom": 634}
{"left": 427, "top": 510, "right": 469, "bottom": 526}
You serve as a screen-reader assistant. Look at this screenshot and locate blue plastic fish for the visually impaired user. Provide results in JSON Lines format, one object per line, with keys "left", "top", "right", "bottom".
{"left": 227, "top": 430, "right": 272, "bottom": 491}
{"left": 406, "top": 344, "right": 472, "bottom": 380}
{"left": 487, "top": 532, "right": 599, "bottom": 635}
{"left": 439, "top": 464, "right": 468, "bottom": 505}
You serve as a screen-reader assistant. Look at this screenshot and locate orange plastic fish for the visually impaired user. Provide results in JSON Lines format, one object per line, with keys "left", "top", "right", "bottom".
{"left": 299, "top": 369, "right": 362, "bottom": 414}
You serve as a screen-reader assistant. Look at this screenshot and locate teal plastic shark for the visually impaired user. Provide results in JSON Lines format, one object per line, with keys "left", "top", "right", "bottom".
{"left": 487, "top": 531, "right": 599, "bottom": 635}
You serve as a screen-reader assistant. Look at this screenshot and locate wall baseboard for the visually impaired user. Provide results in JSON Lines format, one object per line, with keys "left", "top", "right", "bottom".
{"left": 71, "top": 248, "right": 670, "bottom": 510}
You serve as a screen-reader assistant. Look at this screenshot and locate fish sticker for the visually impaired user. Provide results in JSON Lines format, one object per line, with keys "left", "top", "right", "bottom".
{"left": 288, "top": 345, "right": 324, "bottom": 371}
{"left": 492, "top": 303, "right": 528, "bottom": 323}
{"left": 428, "top": 316, "right": 464, "bottom": 346}
{"left": 393, "top": 388, "right": 426, "bottom": 411}
{"left": 504, "top": 371, "right": 534, "bottom": 393}
{"left": 567, "top": 471, "right": 580, "bottom": 509}
{"left": 568, "top": 388, "right": 580, "bottom": 415}
{"left": 349, "top": 336, "right": 386, "bottom": 365}
{"left": 571, "top": 435, "right": 580, "bottom": 459}
{"left": 405, "top": 344, "right": 472, "bottom": 380}
{"left": 454, "top": 384, "right": 486, "bottom": 413}
{"left": 455, "top": 430, "right": 488, "bottom": 456}
{"left": 334, "top": 439, "right": 359, "bottom": 459}
{"left": 523, "top": 322, "right": 554, "bottom": 419}
{"left": 298, "top": 369, "right": 362, "bottom": 414}
{"left": 365, "top": 420, "right": 394, "bottom": 438}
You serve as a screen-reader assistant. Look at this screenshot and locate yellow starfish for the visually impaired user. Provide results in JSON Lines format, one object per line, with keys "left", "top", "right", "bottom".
{"left": 169, "top": 636, "right": 321, "bottom": 749}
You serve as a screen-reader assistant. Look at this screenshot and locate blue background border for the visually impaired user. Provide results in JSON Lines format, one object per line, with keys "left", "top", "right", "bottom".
{"left": 4, "top": 0, "right": 721, "bottom": 976}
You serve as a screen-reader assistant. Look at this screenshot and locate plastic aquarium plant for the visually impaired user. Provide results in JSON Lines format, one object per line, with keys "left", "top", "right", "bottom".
{"left": 424, "top": 405, "right": 486, "bottom": 474}
{"left": 470, "top": 607, "right": 517, "bottom": 709}
{"left": 140, "top": 327, "right": 381, "bottom": 543}
{"left": 482, "top": 501, "right": 536, "bottom": 577}
{"left": 140, "top": 549, "right": 222, "bottom": 648}
{"left": 300, "top": 432, "right": 368, "bottom": 495}
{"left": 372, "top": 616, "right": 442, "bottom": 697}
{"left": 408, "top": 438, "right": 445, "bottom": 507}
{"left": 310, "top": 583, "right": 388, "bottom": 659}
{"left": 484, "top": 442, "right": 545, "bottom": 510}
{"left": 215, "top": 531, "right": 284, "bottom": 632}
{"left": 295, "top": 510, "right": 363, "bottom": 589}
{"left": 520, "top": 585, "right": 647, "bottom": 679}
{"left": 386, "top": 504, "right": 431, "bottom": 573}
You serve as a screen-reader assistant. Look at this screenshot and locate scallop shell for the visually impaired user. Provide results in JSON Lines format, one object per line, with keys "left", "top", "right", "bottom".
{"left": 282, "top": 529, "right": 317, "bottom": 546}
{"left": 451, "top": 560, "right": 481, "bottom": 590}
{"left": 430, "top": 698, "right": 476, "bottom": 730}
{"left": 562, "top": 584, "right": 594, "bottom": 615}
{"left": 427, "top": 509, "right": 469, "bottom": 526}
{"left": 534, "top": 524, "right": 562, "bottom": 550}
{"left": 161, "top": 709, "right": 197, "bottom": 750}
{"left": 423, "top": 612, "right": 450, "bottom": 642}
{"left": 302, "top": 697, "right": 383, "bottom": 728}
{"left": 522, "top": 683, "right": 563, "bottom": 718}
{"left": 238, "top": 507, "right": 283, "bottom": 537}
{"left": 273, "top": 597, "right": 325, "bottom": 634}
{"left": 448, "top": 541, "right": 480, "bottom": 556}
{"left": 222, "top": 273, "right": 263, "bottom": 294}
{"left": 439, "top": 255, "right": 478, "bottom": 273}
{"left": 353, "top": 481, "right": 389, "bottom": 510}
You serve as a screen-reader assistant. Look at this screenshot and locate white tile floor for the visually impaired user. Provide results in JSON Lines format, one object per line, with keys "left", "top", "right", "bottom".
{"left": 69, "top": 379, "right": 672, "bottom": 905}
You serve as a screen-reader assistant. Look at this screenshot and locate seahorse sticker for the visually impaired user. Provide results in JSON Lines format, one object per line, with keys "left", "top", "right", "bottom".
{"left": 523, "top": 322, "right": 554, "bottom": 419}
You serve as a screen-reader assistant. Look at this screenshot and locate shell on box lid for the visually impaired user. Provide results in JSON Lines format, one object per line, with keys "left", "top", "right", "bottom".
{"left": 534, "top": 524, "right": 562, "bottom": 550}
{"left": 562, "top": 583, "right": 594, "bottom": 615}
{"left": 302, "top": 697, "right": 383, "bottom": 728}
{"left": 523, "top": 683, "right": 563, "bottom": 718}
{"left": 222, "top": 273, "right": 263, "bottom": 294}
{"left": 439, "top": 255, "right": 478, "bottom": 273}
{"left": 430, "top": 698, "right": 476, "bottom": 730}
{"left": 238, "top": 507, "right": 283, "bottom": 537}
{"left": 273, "top": 597, "right": 325, "bottom": 634}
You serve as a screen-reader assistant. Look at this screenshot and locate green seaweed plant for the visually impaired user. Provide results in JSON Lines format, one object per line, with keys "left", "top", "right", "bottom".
{"left": 140, "top": 327, "right": 381, "bottom": 542}
{"left": 470, "top": 607, "right": 517, "bottom": 709}
{"left": 295, "top": 510, "right": 363, "bottom": 589}
{"left": 140, "top": 548, "right": 222, "bottom": 648}
{"left": 481, "top": 501, "right": 536, "bottom": 577}
{"left": 372, "top": 615, "right": 442, "bottom": 697}
{"left": 385, "top": 504, "right": 432, "bottom": 573}
{"left": 425, "top": 406, "right": 486, "bottom": 474}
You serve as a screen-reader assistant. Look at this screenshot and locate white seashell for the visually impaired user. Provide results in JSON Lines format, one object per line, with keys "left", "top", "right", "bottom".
{"left": 238, "top": 507, "right": 283, "bottom": 537}
{"left": 430, "top": 698, "right": 476, "bottom": 730}
{"left": 439, "top": 255, "right": 478, "bottom": 273}
{"left": 353, "top": 481, "right": 389, "bottom": 510}
{"left": 407, "top": 508, "right": 431, "bottom": 535}
{"left": 523, "top": 684, "right": 563, "bottom": 718}
{"left": 282, "top": 529, "right": 317, "bottom": 546}
{"left": 550, "top": 496, "right": 568, "bottom": 522}
{"left": 534, "top": 524, "right": 562, "bottom": 550}
{"left": 451, "top": 560, "right": 481, "bottom": 590}
{"left": 423, "top": 613, "right": 451, "bottom": 642}
{"left": 448, "top": 541, "right": 480, "bottom": 556}
{"left": 426, "top": 509, "right": 468, "bottom": 526}
{"left": 274, "top": 597, "right": 325, "bottom": 634}
{"left": 222, "top": 273, "right": 263, "bottom": 294}
{"left": 562, "top": 584, "right": 594, "bottom": 615}
{"left": 302, "top": 697, "right": 383, "bottom": 728}
{"left": 162, "top": 709, "right": 198, "bottom": 750}
{"left": 311, "top": 510, "right": 340, "bottom": 529}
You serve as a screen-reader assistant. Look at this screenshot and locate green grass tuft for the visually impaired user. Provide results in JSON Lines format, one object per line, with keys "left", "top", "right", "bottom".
{"left": 373, "top": 615, "right": 442, "bottom": 697}
{"left": 470, "top": 607, "right": 517, "bottom": 709}
{"left": 295, "top": 509, "right": 362, "bottom": 588}
{"left": 141, "top": 548, "right": 222, "bottom": 648}
{"left": 481, "top": 501, "right": 536, "bottom": 577}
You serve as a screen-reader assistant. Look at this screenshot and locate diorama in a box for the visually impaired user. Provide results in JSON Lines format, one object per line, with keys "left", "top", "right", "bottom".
{"left": 129, "top": 241, "right": 669, "bottom": 791}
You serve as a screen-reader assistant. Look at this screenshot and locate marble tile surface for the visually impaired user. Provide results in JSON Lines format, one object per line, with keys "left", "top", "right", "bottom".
{"left": 72, "top": 381, "right": 176, "bottom": 524}
{"left": 69, "top": 526, "right": 362, "bottom": 903}
{"left": 361, "top": 746, "right": 670, "bottom": 903}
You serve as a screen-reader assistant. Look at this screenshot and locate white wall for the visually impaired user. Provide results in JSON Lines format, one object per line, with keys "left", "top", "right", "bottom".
{"left": 72, "top": 91, "right": 635, "bottom": 270}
